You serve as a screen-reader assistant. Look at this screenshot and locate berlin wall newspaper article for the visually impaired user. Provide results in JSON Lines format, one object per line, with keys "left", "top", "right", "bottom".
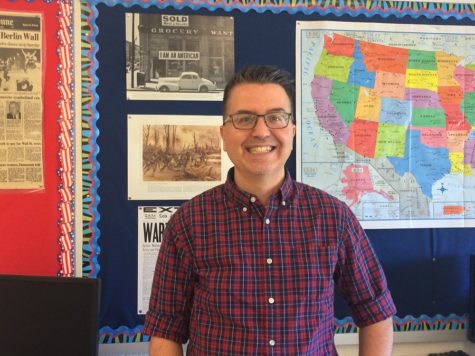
{"left": 0, "top": 13, "right": 43, "bottom": 189}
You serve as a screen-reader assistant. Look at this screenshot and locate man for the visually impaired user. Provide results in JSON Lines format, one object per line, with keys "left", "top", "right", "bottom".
{"left": 144, "top": 65, "right": 396, "bottom": 355}
{"left": 6, "top": 101, "right": 20, "bottom": 120}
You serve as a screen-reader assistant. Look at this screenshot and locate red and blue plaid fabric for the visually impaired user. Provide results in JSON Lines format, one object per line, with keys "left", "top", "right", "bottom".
{"left": 144, "top": 169, "right": 396, "bottom": 355}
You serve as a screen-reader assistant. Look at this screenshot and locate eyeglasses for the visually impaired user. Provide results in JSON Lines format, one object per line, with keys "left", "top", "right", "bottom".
{"left": 224, "top": 112, "right": 292, "bottom": 130}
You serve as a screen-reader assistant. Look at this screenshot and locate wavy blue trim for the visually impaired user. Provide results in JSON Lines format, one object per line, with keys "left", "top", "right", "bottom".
{"left": 334, "top": 315, "right": 358, "bottom": 333}
{"left": 98, "top": 314, "right": 468, "bottom": 342}
{"left": 334, "top": 313, "right": 468, "bottom": 333}
{"left": 393, "top": 313, "right": 468, "bottom": 331}
{"left": 395, "top": 313, "right": 467, "bottom": 323}
{"left": 83, "top": 2, "right": 102, "bottom": 278}
{"left": 86, "top": 0, "right": 475, "bottom": 20}
{"left": 100, "top": 325, "right": 150, "bottom": 343}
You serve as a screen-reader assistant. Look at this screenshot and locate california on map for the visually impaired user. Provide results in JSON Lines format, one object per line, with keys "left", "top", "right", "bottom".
{"left": 296, "top": 22, "right": 475, "bottom": 228}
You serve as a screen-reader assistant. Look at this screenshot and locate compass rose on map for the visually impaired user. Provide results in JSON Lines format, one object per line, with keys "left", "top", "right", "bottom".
{"left": 438, "top": 183, "right": 447, "bottom": 194}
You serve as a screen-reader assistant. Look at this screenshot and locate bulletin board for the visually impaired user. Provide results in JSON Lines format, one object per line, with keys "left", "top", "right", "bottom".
{"left": 81, "top": 0, "right": 475, "bottom": 343}
{"left": 0, "top": 1, "right": 74, "bottom": 277}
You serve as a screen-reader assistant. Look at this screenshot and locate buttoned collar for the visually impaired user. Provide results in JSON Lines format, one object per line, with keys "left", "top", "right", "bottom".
{"left": 223, "top": 167, "right": 295, "bottom": 208}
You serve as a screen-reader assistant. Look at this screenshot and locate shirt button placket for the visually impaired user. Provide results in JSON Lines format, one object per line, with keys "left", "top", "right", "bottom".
{"left": 260, "top": 202, "right": 275, "bottom": 348}
{"left": 264, "top": 215, "right": 275, "bottom": 350}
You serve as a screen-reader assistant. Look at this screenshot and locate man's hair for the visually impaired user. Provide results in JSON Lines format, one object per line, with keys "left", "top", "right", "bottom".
{"left": 223, "top": 65, "right": 295, "bottom": 118}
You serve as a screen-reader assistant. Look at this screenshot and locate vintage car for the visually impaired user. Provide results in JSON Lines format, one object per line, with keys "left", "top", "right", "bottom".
{"left": 154, "top": 72, "right": 216, "bottom": 92}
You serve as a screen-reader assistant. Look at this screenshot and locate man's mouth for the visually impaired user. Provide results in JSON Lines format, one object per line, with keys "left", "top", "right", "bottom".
{"left": 247, "top": 146, "right": 274, "bottom": 153}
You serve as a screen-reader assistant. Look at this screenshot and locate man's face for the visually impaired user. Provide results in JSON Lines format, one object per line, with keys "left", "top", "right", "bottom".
{"left": 9, "top": 102, "right": 18, "bottom": 114}
{"left": 220, "top": 83, "right": 295, "bottom": 184}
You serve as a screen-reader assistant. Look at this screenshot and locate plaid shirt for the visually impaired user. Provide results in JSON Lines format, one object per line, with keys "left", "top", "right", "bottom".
{"left": 144, "top": 169, "right": 396, "bottom": 355}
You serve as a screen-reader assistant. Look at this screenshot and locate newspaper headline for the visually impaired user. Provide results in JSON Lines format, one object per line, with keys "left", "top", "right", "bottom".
{"left": 0, "top": 12, "right": 43, "bottom": 189}
{"left": 137, "top": 206, "right": 179, "bottom": 314}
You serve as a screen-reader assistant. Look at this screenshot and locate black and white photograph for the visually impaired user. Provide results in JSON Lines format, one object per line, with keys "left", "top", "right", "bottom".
{"left": 6, "top": 100, "right": 21, "bottom": 120}
{"left": 0, "top": 48, "right": 40, "bottom": 93}
{"left": 125, "top": 13, "right": 234, "bottom": 101}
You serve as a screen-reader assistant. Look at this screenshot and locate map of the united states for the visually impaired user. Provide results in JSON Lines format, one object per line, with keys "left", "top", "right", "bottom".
{"left": 310, "top": 33, "right": 475, "bottom": 212}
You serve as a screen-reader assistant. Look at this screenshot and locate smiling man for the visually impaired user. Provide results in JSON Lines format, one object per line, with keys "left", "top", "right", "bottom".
{"left": 144, "top": 65, "right": 396, "bottom": 355}
{"left": 220, "top": 78, "right": 295, "bottom": 205}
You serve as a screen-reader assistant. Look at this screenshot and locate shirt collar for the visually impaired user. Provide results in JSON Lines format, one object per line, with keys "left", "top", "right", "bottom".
{"left": 223, "top": 167, "right": 295, "bottom": 207}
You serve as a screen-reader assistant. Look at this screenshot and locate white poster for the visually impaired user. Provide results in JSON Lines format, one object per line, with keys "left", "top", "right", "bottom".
{"left": 128, "top": 114, "right": 233, "bottom": 200}
{"left": 137, "top": 205, "right": 179, "bottom": 315}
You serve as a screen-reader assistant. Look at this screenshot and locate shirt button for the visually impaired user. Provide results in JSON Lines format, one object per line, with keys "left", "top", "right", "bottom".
{"left": 265, "top": 218, "right": 270, "bottom": 224}
{"left": 282, "top": 200, "right": 286, "bottom": 206}
{"left": 269, "top": 339, "right": 276, "bottom": 346}
{"left": 242, "top": 207, "right": 248, "bottom": 212}
{"left": 266, "top": 258, "right": 273, "bottom": 265}
{"left": 250, "top": 196, "right": 256, "bottom": 203}
{"left": 268, "top": 297, "right": 275, "bottom": 304}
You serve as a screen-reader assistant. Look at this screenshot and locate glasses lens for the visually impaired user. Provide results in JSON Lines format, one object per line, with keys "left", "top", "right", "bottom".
{"left": 233, "top": 114, "right": 257, "bottom": 129}
{"left": 229, "top": 112, "right": 291, "bottom": 129}
{"left": 265, "top": 113, "right": 289, "bottom": 128}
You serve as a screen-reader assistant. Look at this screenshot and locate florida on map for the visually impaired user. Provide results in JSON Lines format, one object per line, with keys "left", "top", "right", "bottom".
{"left": 297, "top": 22, "right": 475, "bottom": 228}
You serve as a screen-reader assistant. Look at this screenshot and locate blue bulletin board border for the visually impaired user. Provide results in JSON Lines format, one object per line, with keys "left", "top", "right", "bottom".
{"left": 82, "top": 0, "right": 475, "bottom": 18}
{"left": 81, "top": 0, "right": 475, "bottom": 342}
{"left": 97, "top": 314, "right": 468, "bottom": 342}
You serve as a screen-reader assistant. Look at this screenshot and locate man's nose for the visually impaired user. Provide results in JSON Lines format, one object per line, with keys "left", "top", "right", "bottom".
{"left": 251, "top": 117, "right": 270, "bottom": 136}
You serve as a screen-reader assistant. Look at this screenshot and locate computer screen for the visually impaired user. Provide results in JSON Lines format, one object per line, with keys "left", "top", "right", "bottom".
{"left": 0, "top": 274, "right": 100, "bottom": 356}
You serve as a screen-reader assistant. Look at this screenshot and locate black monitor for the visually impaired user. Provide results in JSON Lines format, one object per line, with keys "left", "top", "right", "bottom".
{"left": 0, "top": 274, "right": 100, "bottom": 356}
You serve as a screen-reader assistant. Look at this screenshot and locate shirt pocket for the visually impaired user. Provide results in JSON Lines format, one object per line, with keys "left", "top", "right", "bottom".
{"left": 291, "top": 235, "right": 338, "bottom": 301}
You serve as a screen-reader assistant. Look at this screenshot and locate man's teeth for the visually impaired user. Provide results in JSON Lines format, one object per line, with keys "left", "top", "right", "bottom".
{"left": 248, "top": 146, "right": 273, "bottom": 153}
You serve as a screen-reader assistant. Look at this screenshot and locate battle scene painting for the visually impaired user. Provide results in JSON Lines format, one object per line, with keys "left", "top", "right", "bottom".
{"left": 142, "top": 124, "right": 221, "bottom": 182}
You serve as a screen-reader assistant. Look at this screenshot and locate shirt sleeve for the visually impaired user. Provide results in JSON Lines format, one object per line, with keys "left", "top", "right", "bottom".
{"left": 143, "top": 211, "right": 195, "bottom": 343}
{"left": 334, "top": 204, "right": 397, "bottom": 327}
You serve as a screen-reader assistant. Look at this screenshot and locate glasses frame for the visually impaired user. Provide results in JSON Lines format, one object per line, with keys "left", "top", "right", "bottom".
{"left": 224, "top": 112, "right": 293, "bottom": 130}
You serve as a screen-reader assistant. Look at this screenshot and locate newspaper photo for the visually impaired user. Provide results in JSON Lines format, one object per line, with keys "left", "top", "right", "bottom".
{"left": 125, "top": 13, "right": 234, "bottom": 101}
{"left": 0, "top": 12, "right": 43, "bottom": 189}
{"left": 137, "top": 205, "right": 179, "bottom": 314}
{"left": 128, "top": 115, "right": 233, "bottom": 200}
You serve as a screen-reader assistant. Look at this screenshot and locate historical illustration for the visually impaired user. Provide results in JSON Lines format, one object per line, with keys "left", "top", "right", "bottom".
{"left": 128, "top": 115, "right": 233, "bottom": 200}
{"left": 142, "top": 124, "right": 221, "bottom": 182}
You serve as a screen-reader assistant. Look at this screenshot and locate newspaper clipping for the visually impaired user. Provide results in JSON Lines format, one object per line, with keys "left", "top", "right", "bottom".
{"left": 0, "top": 12, "right": 43, "bottom": 189}
{"left": 137, "top": 206, "right": 179, "bottom": 314}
